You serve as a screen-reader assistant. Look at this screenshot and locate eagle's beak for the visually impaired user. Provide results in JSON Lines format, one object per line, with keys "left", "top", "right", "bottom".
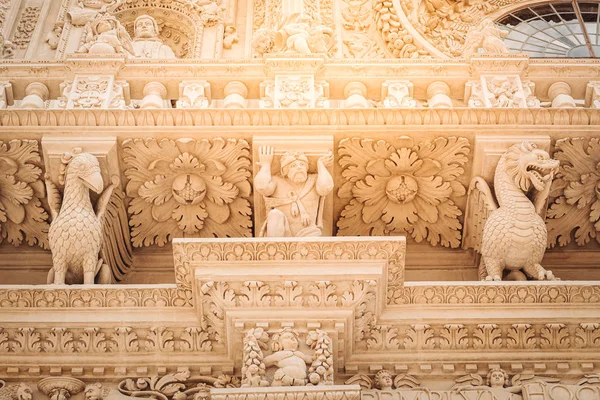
{"left": 81, "top": 171, "right": 104, "bottom": 194}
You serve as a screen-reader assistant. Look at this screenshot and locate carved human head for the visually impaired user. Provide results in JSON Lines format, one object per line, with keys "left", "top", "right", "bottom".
{"left": 503, "top": 141, "right": 559, "bottom": 192}
{"left": 280, "top": 152, "right": 309, "bottom": 183}
{"left": 374, "top": 370, "right": 394, "bottom": 390}
{"left": 135, "top": 15, "right": 160, "bottom": 39}
{"left": 486, "top": 368, "right": 509, "bottom": 388}
{"left": 92, "top": 15, "right": 118, "bottom": 35}
{"left": 252, "top": 29, "right": 275, "bottom": 55}
{"left": 271, "top": 327, "right": 300, "bottom": 352}
{"left": 84, "top": 383, "right": 103, "bottom": 400}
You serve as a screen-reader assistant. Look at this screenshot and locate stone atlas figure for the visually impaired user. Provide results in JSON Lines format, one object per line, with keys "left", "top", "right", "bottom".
{"left": 462, "top": 142, "right": 560, "bottom": 281}
{"left": 45, "top": 149, "right": 127, "bottom": 284}
{"left": 255, "top": 146, "right": 334, "bottom": 237}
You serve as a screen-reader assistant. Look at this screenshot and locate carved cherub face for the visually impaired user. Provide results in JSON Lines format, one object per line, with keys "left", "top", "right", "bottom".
{"left": 486, "top": 368, "right": 509, "bottom": 388}
{"left": 135, "top": 16, "right": 158, "bottom": 39}
{"left": 279, "top": 331, "right": 299, "bottom": 351}
{"left": 374, "top": 371, "right": 393, "bottom": 390}
{"left": 84, "top": 383, "right": 103, "bottom": 400}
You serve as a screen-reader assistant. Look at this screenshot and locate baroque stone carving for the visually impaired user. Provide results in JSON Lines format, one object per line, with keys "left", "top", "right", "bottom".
{"left": 0, "top": 382, "right": 32, "bottom": 400}
{"left": 463, "top": 142, "right": 559, "bottom": 281}
{"left": 453, "top": 369, "right": 522, "bottom": 397}
{"left": 12, "top": 6, "right": 40, "bottom": 49}
{"left": 45, "top": 149, "right": 120, "bottom": 284}
{"left": 242, "top": 328, "right": 270, "bottom": 387}
{"left": 337, "top": 136, "right": 469, "bottom": 247}
{"left": 58, "top": 76, "right": 130, "bottom": 109}
{"left": 123, "top": 138, "right": 252, "bottom": 246}
{"left": 462, "top": 18, "right": 510, "bottom": 59}
{"left": 0, "top": 140, "right": 49, "bottom": 249}
{"left": 0, "top": 33, "right": 15, "bottom": 59}
{"left": 68, "top": 0, "right": 119, "bottom": 26}
{"left": 77, "top": 12, "right": 135, "bottom": 56}
{"left": 345, "top": 371, "right": 422, "bottom": 390}
{"left": 255, "top": 146, "right": 334, "bottom": 237}
{"left": 374, "top": 0, "right": 429, "bottom": 59}
{"left": 37, "top": 378, "right": 85, "bottom": 400}
{"left": 547, "top": 137, "right": 600, "bottom": 247}
{"left": 132, "top": 15, "right": 177, "bottom": 59}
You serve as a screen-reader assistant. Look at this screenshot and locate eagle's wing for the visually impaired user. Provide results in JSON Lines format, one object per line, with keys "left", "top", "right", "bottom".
{"left": 96, "top": 177, "right": 133, "bottom": 283}
{"left": 344, "top": 374, "right": 373, "bottom": 389}
{"left": 461, "top": 177, "right": 498, "bottom": 253}
{"left": 44, "top": 173, "right": 62, "bottom": 221}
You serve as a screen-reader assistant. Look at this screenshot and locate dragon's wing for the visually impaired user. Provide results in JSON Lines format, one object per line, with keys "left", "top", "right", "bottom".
{"left": 96, "top": 179, "right": 133, "bottom": 283}
{"left": 44, "top": 174, "right": 62, "bottom": 221}
{"left": 461, "top": 177, "right": 498, "bottom": 252}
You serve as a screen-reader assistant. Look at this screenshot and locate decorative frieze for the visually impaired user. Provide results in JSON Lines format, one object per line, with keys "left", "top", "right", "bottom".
{"left": 57, "top": 76, "right": 130, "bottom": 109}
{"left": 11, "top": 7, "right": 40, "bottom": 50}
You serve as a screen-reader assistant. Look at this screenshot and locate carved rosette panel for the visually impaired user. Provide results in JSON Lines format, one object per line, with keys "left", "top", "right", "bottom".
{"left": 0, "top": 140, "right": 49, "bottom": 249}
{"left": 337, "top": 136, "right": 469, "bottom": 248}
{"left": 123, "top": 138, "right": 252, "bottom": 247}
{"left": 547, "top": 137, "right": 600, "bottom": 247}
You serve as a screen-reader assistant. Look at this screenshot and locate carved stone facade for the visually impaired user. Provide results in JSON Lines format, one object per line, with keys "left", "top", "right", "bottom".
{"left": 1, "top": 0, "right": 600, "bottom": 399}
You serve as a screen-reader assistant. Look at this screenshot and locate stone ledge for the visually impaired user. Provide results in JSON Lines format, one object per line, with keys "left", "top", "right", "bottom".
{"left": 210, "top": 385, "right": 361, "bottom": 400}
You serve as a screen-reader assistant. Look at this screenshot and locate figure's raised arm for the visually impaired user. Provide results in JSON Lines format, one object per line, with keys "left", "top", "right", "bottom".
{"left": 254, "top": 146, "right": 277, "bottom": 196}
{"left": 315, "top": 151, "right": 334, "bottom": 197}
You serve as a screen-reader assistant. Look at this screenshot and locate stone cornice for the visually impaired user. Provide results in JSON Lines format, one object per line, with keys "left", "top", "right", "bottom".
{"left": 1, "top": 108, "right": 599, "bottom": 128}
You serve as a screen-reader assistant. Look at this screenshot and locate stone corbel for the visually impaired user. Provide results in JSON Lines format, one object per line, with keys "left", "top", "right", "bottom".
{"left": 56, "top": 75, "right": 130, "bottom": 109}
{"left": 261, "top": 55, "right": 329, "bottom": 109}
{"left": 585, "top": 81, "right": 600, "bottom": 109}
{"left": 0, "top": 81, "right": 14, "bottom": 109}
{"left": 381, "top": 80, "right": 416, "bottom": 108}
{"left": 176, "top": 80, "right": 211, "bottom": 108}
{"left": 37, "top": 378, "right": 85, "bottom": 400}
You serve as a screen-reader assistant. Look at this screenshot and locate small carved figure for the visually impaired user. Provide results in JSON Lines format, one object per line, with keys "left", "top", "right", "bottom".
{"left": 223, "top": 26, "right": 239, "bottom": 50}
{"left": 463, "top": 18, "right": 509, "bottom": 58}
{"left": 84, "top": 383, "right": 106, "bottom": 400}
{"left": 77, "top": 12, "right": 134, "bottom": 56}
{"left": 374, "top": 371, "right": 394, "bottom": 390}
{"left": 132, "top": 15, "right": 176, "bottom": 59}
{"left": 462, "top": 142, "right": 560, "bottom": 281}
{"left": 1, "top": 34, "right": 15, "bottom": 59}
{"left": 454, "top": 369, "right": 523, "bottom": 400}
{"left": 275, "top": 13, "right": 335, "bottom": 55}
{"left": 252, "top": 28, "right": 276, "bottom": 56}
{"left": 45, "top": 149, "right": 119, "bottom": 284}
{"left": 68, "top": 0, "right": 120, "bottom": 26}
{"left": 264, "top": 328, "right": 313, "bottom": 386}
{"left": 255, "top": 146, "right": 334, "bottom": 237}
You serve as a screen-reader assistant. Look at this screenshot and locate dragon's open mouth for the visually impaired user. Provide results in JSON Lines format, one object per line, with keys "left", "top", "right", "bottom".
{"left": 526, "top": 162, "right": 558, "bottom": 190}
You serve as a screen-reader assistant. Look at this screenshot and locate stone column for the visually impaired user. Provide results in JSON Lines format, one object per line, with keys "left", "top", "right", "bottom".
{"left": 427, "top": 81, "right": 452, "bottom": 108}
{"left": 548, "top": 82, "right": 576, "bottom": 108}
{"left": 20, "top": 82, "right": 49, "bottom": 109}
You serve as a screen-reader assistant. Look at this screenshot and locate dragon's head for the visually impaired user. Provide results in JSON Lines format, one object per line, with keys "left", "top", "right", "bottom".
{"left": 502, "top": 141, "right": 559, "bottom": 192}
{"left": 61, "top": 149, "right": 104, "bottom": 194}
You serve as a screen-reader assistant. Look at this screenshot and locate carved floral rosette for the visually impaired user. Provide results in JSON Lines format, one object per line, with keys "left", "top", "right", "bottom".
{"left": 547, "top": 137, "right": 600, "bottom": 247}
{"left": 123, "top": 138, "right": 252, "bottom": 246}
{"left": 337, "top": 136, "right": 469, "bottom": 247}
{"left": 0, "top": 140, "right": 49, "bottom": 249}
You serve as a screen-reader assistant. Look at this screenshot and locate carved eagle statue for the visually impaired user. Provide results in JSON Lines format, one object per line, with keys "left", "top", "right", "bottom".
{"left": 45, "top": 149, "right": 132, "bottom": 284}
{"left": 462, "top": 142, "right": 559, "bottom": 281}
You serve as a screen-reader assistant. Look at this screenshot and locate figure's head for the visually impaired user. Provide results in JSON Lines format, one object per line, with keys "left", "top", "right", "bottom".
{"left": 486, "top": 368, "right": 509, "bottom": 388}
{"left": 62, "top": 149, "right": 104, "bottom": 194}
{"left": 280, "top": 152, "right": 309, "bottom": 184}
{"left": 84, "top": 383, "right": 103, "bottom": 400}
{"left": 135, "top": 15, "right": 159, "bottom": 39}
{"left": 252, "top": 29, "right": 275, "bottom": 55}
{"left": 271, "top": 327, "right": 300, "bottom": 351}
{"left": 502, "top": 141, "right": 560, "bottom": 192}
{"left": 374, "top": 370, "right": 394, "bottom": 390}
{"left": 96, "top": 19, "right": 114, "bottom": 33}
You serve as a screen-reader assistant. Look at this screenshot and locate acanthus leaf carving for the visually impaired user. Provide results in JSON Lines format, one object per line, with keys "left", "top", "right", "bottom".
{"left": 0, "top": 140, "right": 49, "bottom": 249}
{"left": 506, "top": 323, "right": 537, "bottom": 349}
{"left": 123, "top": 138, "right": 252, "bottom": 247}
{"left": 547, "top": 137, "right": 600, "bottom": 247}
{"left": 337, "top": 136, "right": 469, "bottom": 248}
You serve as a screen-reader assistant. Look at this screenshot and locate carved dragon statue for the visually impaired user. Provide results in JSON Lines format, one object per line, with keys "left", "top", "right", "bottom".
{"left": 45, "top": 149, "right": 131, "bottom": 284}
{"left": 462, "top": 142, "right": 560, "bottom": 281}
